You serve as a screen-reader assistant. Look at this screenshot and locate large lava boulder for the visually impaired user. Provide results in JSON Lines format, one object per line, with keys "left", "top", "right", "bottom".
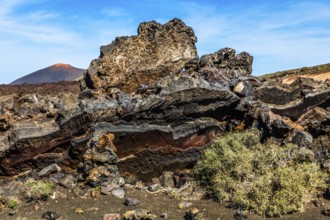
{"left": 84, "top": 18, "right": 198, "bottom": 93}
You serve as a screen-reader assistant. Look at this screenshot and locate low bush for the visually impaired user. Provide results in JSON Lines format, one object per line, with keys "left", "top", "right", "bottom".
{"left": 7, "top": 198, "right": 19, "bottom": 209}
{"left": 194, "top": 129, "right": 328, "bottom": 217}
{"left": 24, "top": 180, "right": 54, "bottom": 201}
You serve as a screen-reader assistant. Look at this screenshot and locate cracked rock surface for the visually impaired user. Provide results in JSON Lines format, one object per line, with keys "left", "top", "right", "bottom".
{"left": 0, "top": 18, "right": 329, "bottom": 185}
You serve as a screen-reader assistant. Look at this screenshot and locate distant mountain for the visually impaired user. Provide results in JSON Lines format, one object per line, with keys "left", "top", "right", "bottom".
{"left": 10, "top": 63, "right": 85, "bottom": 85}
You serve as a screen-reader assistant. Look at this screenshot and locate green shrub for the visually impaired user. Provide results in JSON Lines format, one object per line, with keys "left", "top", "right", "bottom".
{"left": 24, "top": 180, "right": 54, "bottom": 200}
{"left": 194, "top": 129, "right": 328, "bottom": 217}
{"left": 7, "top": 198, "right": 19, "bottom": 209}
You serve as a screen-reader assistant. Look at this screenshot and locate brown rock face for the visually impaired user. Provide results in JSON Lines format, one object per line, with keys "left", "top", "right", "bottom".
{"left": 84, "top": 18, "right": 198, "bottom": 93}
{"left": 1, "top": 18, "right": 329, "bottom": 188}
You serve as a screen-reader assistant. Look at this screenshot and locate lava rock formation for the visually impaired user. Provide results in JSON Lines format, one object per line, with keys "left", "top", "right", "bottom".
{"left": 0, "top": 18, "right": 329, "bottom": 186}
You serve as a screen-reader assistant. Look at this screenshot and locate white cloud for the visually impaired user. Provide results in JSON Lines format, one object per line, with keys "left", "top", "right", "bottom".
{"left": 0, "top": 20, "right": 80, "bottom": 44}
{"left": 0, "top": 0, "right": 27, "bottom": 15}
{"left": 0, "top": 1, "right": 136, "bottom": 83}
{"left": 0, "top": 0, "right": 81, "bottom": 44}
{"left": 101, "top": 8, "right": 126, "bottom": 17}
{"left": 181, "top": 1, "right": 330, "bottom": 75}
{"left": 21, "top": 10, "right": 59, "bottom": 20}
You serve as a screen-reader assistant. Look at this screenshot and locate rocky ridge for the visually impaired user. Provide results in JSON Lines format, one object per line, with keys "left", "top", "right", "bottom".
{"left": 0, "top": 18, "right": 329, "bottom": 192}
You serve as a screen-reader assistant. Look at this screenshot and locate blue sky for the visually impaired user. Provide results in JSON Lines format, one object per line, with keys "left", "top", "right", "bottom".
{"left": 1, "top": 0, "right": 330, "bottom": 84}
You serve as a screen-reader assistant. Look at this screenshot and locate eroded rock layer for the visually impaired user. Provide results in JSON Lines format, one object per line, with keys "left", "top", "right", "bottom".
{"left": 0, "top": 18, "right": 329, "bottom": 185}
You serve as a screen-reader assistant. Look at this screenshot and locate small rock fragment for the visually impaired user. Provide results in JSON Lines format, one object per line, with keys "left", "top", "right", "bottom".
{"left": 101, "top": 183, "right": 117, "bottom": 195}
{"left": 151, "top": 177, "right": 161, "bottom": 185}
{"left": 103, "top": 213, "right": 121, "bottom": 220}
{"left": 114, "top": 177, "right": 125, "bottom": 187}
{"left": 59, "top": 192, "right": 68, "bottom": 199}
{"left": 297, "top": 147, "right": 315, "bottom": 162}
{"left": 38, "top": 164, "right": 61, "bottom": 177}
{"left": 233, "top": 82, "right": 245, "bottom": 95}
{"left": 148, "top": 183, "right": 162, "bottom": 192}
{"left": 41, "top": 211, "right": 60, "bottom": 220}
{"left": 134, "top": 181, "right": 145, "bottom": 190}
{"left": 178, "top": 201, "right": 193, "bottom": 209}
{"left": 313, "top": 199, "right": 323, "bottom": 207}
{"left": 112, "top": 188, "right": 125, "bottom": 199}
{"left": 234, "top": 209, "right": 248, "bottom": 220}
{"left": 124, "top": 198, "right": 141, "bottom": 206}
{"left": 233, "top": 80, "right": 255, "bottom": 97}
{"left": 75, "top": 208, "right": 84, "bottom": 215}
{"left": 184, "top": 208, "right": 200, "bottom": 220}
{"left": 322, "top": 206, "right": 330, "bottom": 216}
{"left": 159, "top": 171, "right": 174, "bottom": 188}
{"left": 8, "top": 210, "right": 16, "bottom": 216}
{"left": 191, "top": 208, "right": 200, "bottom": 215}
{"left": 184, "top": 210, "right": 197, "bottom": 220}
{"left": 160, "top": 213, "right": 168, "bottom": 218}
{"left": 86, "top": 207, "right": 99, "bottom": 212}
{"left": 123, "top": 209, "right": 157, "bottom": 220}
{"left": 49, "top": 173, "right": 65, "bottom": 184}
{"left": 124, "top": 183, "right": 135, "bottom": 190}
{"left": 173, "top": 170, "right": 193, "bottom": 188}
{"left": 59, "top": 174, "right": 76, "bottom": 189}
{"left": 91, "top": 189, "right": 101, "bottom": 198}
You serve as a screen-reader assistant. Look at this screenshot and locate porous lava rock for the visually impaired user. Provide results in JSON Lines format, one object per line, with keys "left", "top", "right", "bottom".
{"left": 0, "top": 18, "right": 329, "bottom": 186}
{"left": 84, "top": 18, "right": 198, "bottom": 93}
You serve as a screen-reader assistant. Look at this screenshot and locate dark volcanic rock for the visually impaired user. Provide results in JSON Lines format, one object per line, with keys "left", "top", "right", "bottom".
{"left": 42, "top": 211, "right": 60, "bottom": 220}
{"left": 200, "top": 48, "right": 253, "bottom": 79}
{"left": 124, "top": 198, "right": 141, "bottom": 206}
{"left": 255, "top": 77, "right": 330, "bottom": 120}
{"left": 84, "top": 18, "right": 197, "bottom": 93}
{"left": 1, "top": 18, "right": 329, "bottom": 187}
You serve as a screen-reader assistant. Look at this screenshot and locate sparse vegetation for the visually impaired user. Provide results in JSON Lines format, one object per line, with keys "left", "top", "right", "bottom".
{"left": 0, "top": 196, "right": 20, "bottom": 210}
{"left": 194, "top": 129, "right": 328, "bottom": 217}
{"left": 24, "top": 180, "right": 54, "bottom": 201}
{"left": 7, "top": 198, "right": 19, "bottom": 209}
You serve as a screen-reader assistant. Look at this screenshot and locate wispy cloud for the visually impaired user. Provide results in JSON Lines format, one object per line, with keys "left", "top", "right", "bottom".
{"left": 0, "top": 0, "right": 136, "bottom": 83}
{"left": 0, "top": 20, "right": 80, "bottom": 44}
{"left": 0, "top": 0, "right": 80, "bottom": 44}
{"left": 181, "top": 1, "right": 330, "bottom": 74}
{"left": 101, "top": 7, "right": 126, "bottom": 17}
{"left": 0, "top": 0, "right": 26, "bottom": 15}
{"left": 21, "top": 10, "right": 59, "bottom": 20}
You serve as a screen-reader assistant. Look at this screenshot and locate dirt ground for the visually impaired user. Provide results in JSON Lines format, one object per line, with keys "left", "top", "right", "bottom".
{"left": 1, "top": 187, "right": 330, "bottom": 220}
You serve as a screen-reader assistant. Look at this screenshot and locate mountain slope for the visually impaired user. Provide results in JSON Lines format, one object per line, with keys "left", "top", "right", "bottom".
{"left": 10, "top": 63, "right": 84, "bottom": 85}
